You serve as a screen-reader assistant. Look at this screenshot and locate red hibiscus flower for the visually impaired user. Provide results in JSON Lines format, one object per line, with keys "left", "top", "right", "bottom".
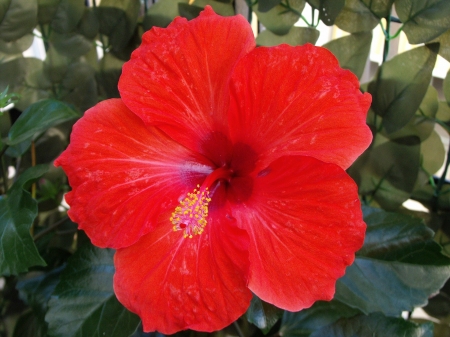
{"left": 55, "top": 6, "right": 372, "bottom": 334}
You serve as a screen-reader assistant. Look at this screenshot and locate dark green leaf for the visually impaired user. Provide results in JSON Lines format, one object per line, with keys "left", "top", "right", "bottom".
{"left": 256, "top": 26, "right": 319, "bottom": 46}
{"left": 8, "top": 99, "right": 79, "bottom": 145}
{"left": 256, "top": 0, "right": 306, "bottom": 36}
{"left": 279, "top": 300, "right": 360, "bottom": 337}
{"left": 95, "top": 0, "right": 140, "bottom": 51}
{"left": 46, "top": 244, "right": 140, "bottom": 337}
{"left": 335, "top": 256, "right": 450, "bottom": 315}
{"left": 143, "top": 0, "right": 189, "bottom": 30}
{"left": 0, "top": 0, "right": 37, "bottom": 41}
{"left": 368, "top": 44, "right": 438, "bottom": 133}
{"left": 395, "top": 0, "right": 450, "bottom": 44}
{"left": 382, "top": 85, "right": 439, "bottom": 142}
{"left": 258, "top": 0, "right": 282, "bottom": 13}
{"left": 0, "top": 165, "right": 48, "bottom": 276}
{"left": 310, "top": 313, "right": 433, "bottom": 337}
{"left": 334, "top": 0, "right": 378, "bottom": 33}
{"left": 323, "top": 32, "right": 372, "bottom": 79}
{"left": 361, "top": 0, "right": 395, "bottom": 18}
{"left": 96, "top": 52, "right": 124, "bottom": 98}
{"left": 178, "top": 3, "right": 203, "bottom": 20}
{"left": 318, "top": 0, "right": 344, "bottom": 26}
{"left": 37, "top": 0, "right": 60, "bottom": 25}
{"left": 50, "top": 31, "right": 93, "bottom": 58}
{"left": 59, "top": 62, "right": 97, "bottom": 111}
{"left": 246, "top": 295, "right": 283, "bottom": 333}
{"left": 51, "top": 0, "right": 85, "bottom": 33}
{"left": 192, "top": 0, "right": 235, "bottom": 16}
{"left": 78, "top": 8, "right": 99, "bottom": 39}
{"left": 13, "top": 311, "right": 47, "bottom": 337}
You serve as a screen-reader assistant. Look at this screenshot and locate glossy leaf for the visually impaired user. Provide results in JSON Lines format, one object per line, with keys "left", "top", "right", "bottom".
{"left": 256, "top": 0, "right": 306, "bottom": 35}
{"left": 0, "top": 165, "right": 48, "bottom": 276}
{"left": 0, "top": 0, "right": 37, "bottom": 41}
{"left": 246, "top": 295, "right": 283, "bottom": 334}
{"left": 323, "top": 32, "right": 372, "bottom": 79}
{"left": 310, "top": 313, "right": 433, "bottom": 337}
{"left": 335, "top": 207, "right": 450, "bottom": 316}
{"left": 368, "top": 44, "right": 438, "bottom": 133}
{"left": 256, "top": 26, "right": 319, "bottom": 46}
{"left": 318, "top": 0, "right": 344, "bottom": 26}
{"left": 46, "top": 244, "right": 140, "bottom": 337}
{"left": 8, "top": 99, "right": 79, "bottom": 145}
{"left": 395, "top": 0, "right": 450, "bottom": 44}
{"left": 334, "top": 0, "right": 378, "bottom": 33}
{"left": 279, "top": 300, "right": 360, "bottom": 337}
{"left": 258, "top": 0, "right": 282, "bottom": 13}
{"left": 361, "top": 0, "right": 395, "bottom": 18}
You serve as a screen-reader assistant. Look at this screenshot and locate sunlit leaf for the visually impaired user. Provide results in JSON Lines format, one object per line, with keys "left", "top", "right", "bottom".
{"left": 395, "top": 0, "right": 450, "bottom": 44}
{"left": 256, "top": 26, "right": 319, "bottom": 46}
{"left": 0, "top": 0, "right": 37, "bottom": 41}
{"left": 0, "top": 165, "right": 48, "bottom": 276}
{"left": 46, "top": 244, "right": 140, "bottom": 337}
{"left": 310, "top": 313, "right": 433, "bottom": 337}
{"left": 323, "top": 32, "right": 372, "bottom": 79}
{"left": 8, "top": 99, "right": 79, "bottom": 145}
{"left": 246, "top": 295, "right": 283, "bottom": 334}
{"left": 256, "top": 0, "right": 306, "bottom": 35}
{"left": 334, "top": 0, "right": 378, "bottom": 33}
{"left": 368, "top": 44, "right": 438, "bottom": 133}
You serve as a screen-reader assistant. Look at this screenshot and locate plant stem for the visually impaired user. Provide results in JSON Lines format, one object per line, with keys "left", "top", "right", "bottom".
{"left": 233, "top": 321, "right": 245, "bottom": 337}
{"left": 34, "top": 216, "right": 69, "bottom": 241}
{"left": 382, "top": 15, "right": 391, "bottom": 63}
{"left": 434, "top": 137, "right": 450, "bottom": 211}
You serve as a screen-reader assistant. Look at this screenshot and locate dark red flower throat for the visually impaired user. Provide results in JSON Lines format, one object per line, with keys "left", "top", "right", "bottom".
{"left": 171, "top": 132, "right": 257, "bottom": 238}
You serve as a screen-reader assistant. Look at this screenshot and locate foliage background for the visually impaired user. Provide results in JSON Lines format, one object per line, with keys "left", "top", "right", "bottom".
{"left": 2, "top": 0, "right": 450, "bottom": 336}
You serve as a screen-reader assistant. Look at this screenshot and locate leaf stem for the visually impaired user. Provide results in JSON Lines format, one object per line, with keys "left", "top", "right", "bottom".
{"left": 233, "top": 321, "right": 245, "bottom": 337}
{"left": 34, "top": 216, "right": 69, "bottom": 241}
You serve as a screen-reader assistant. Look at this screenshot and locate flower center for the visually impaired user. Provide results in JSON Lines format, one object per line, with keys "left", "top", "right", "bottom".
{"left": 171, "top": 167, "right": 232, "bottom": 238}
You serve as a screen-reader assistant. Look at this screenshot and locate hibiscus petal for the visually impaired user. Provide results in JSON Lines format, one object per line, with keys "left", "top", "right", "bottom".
{"left": 233, "top": 155, "right": 365, "bottom": 311}
{"left": 118, "top": 6, "right": 255, "bottom": 153}
{"left": 114, "top": 208, "right": 252, "bottom": 334}
{"left": 55, "top": 99, "right": 213, "bottom": 248}
{"left": 228, "top": 43, "right": 372, "bottom": 170}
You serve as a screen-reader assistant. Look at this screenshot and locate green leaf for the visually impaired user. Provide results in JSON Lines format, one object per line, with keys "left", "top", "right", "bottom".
{"left": 50, "top": 31, "right": 93, "bottom": 58}
{"left": 279, "top": 300, "right": 360, "bottom": 337}
{"left": 13, "top": 311, "right": 47, "bottom": 337}
{"left": 349, "top": 134, "right": 421, "bottom": 210}
{"left": 368, "top": 44, "right": 438, "bottom": 133}
{"left": 395, "top": 0, "right": 450, "bottom": 44}
{"left": 334, "top": 0, "right": 378, "bottom": 33}
{"left": 444, "top": 69, "right": 450, "bottom": 105}
{"left": 434, "top": 28, "right": 450, "bottom": 62}
{"left": 334, "top": 207, "right": 450, "bottom": 316}
{"left": 8, "top": 99, "right": 79, "bottom": 146}
{"left": 382, "top": 85, "right": 439, "bottom": 142}
{"left": 361, "top": 0, "right": 395, "bottom": 19}
{"left": 143, "top": 0, "right": 189, "bottom": 30}
{"left": 178, "top": 3, "right": 203, "bottom": 20}
{"left": 192, "top": 0, "right": 235, "bottom": 16}
{"left": 256, "top": 26, "right": 319, "bottom": 46}
{"left": 421, "top": 130, "right": 446, "bottom": 175}
{"left": 323, "top": 32, "right": 372, "bottom": 79}
{"left": 0, "top": 0, "right": 38, "bottom": 41}
{"left": 96, "top": 52, "right": 124, "bottom": 98}
{"left": 95, "top": 0, "right": 140, "bottom": 51}
{"left": 46, "top": 244, "right": 140, "bottom": 337}
{"left": 37, "top": 0, "right": 60, "bottom": 25}
{"left": 246, "top": 295, "right": 283, "bottom": 334}
{"left": 310, "top": 313, "right": 433, "bottom": 337}
{"left": 0, "top": 165, "right": 48, "bottom": 276}
{"left": 318, "top": 0, "right": 344, "bottom": 26}
{"left": 256, "top": 0, "right": 306, "bottom": 36}
{"left": 51, "top": 0, "right": 85, "bottom": 33}
{"left": 0, "top": 33, "right": 33, "bottom": 54}
{"left": 258, "top": 0, "right": 282, "bottom": 13}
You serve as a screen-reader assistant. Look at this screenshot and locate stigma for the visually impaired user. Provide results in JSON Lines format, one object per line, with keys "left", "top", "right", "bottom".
{"left": 171, "top": 185, "right": 212, "bottom": 238}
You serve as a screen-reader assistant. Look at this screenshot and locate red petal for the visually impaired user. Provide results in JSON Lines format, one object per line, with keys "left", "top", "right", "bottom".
{"left": 55, "top": 99, "right": 212, "bottom": 248}
{"left": 233, "top": 155, "right": 366, "bottom": 311}
{"left": 228, "top": 44, "right": 372, "bottom": 170}
{"left": 118, "top": 6, "right": 255, "bottom": 152}
{"left": 114, "top": 208, "right": 252, "bottom": 334}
